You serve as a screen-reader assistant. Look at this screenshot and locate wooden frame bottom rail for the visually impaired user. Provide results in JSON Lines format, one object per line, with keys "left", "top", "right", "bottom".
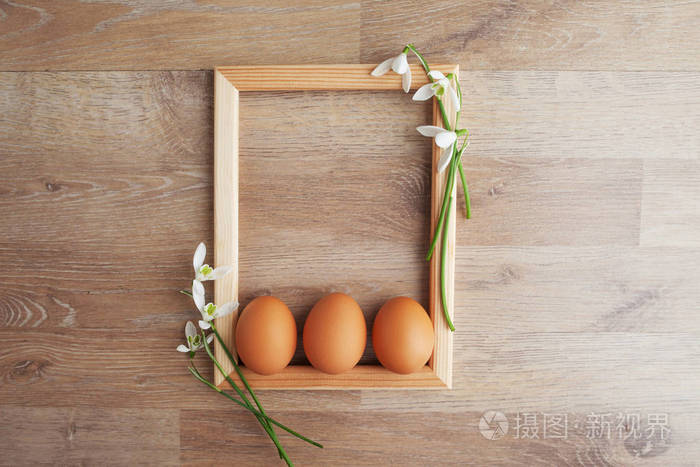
{"left": 219, "top": 365, "right": 446, "bottom": 390}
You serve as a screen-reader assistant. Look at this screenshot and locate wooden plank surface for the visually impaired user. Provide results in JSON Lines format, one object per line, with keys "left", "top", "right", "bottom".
{"left": 641, "top": 159, "right": 700, "bottom": 247}
{"left": 0, "top": 0, "right": 362, "bottom": 71}
{"left": 0, "top": 407, "right": 180, "bottom": 466}
{"left": 180, "top": 409, "right": 700, "bottom": 465}
{"left": 360, "top": 0, "right": 700, "bottom": 71}
{"left": 1, "top": 2, "right": 700, "bottom": 463}
{"left": 1, "top": 68, "right": 698, "bottom": 465}
{"left": 1, "top": 1, "right": 699, "bottom": 71}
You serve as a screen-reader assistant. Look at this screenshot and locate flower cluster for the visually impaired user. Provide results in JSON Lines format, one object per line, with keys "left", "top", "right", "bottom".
{"left": 176, "top": 242, "right": 322, "bottom": 464}
{"left": 176, "top": 321, "right": 214, "bottom": 355}
{"left": 371, "top": 50, "right": 463, "bottom": 174}
{"left": 177, "top": 242, "right": 237, "bottom": 352}
{"left": 372, "top": 44, "right": 472, "bottom": 332}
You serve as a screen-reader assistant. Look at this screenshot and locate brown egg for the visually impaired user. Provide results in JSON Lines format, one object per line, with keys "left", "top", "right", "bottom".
{"left": 372, "top": 297, "right": 434, "bottom": 374}
{"left": 303, "top": 293, "right": 367, "bottom": 374}
{"left": 235, "top": 296, "right": 296, "bottom": 375}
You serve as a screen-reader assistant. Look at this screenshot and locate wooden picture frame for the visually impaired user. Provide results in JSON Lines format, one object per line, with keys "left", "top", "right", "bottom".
{"left": 213, "top": 64, "right": 457, "bottom": 390}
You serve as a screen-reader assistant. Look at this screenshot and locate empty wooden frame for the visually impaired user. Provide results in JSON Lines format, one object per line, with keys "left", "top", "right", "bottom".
{"left": 213, "top": 64, "right": 457, "bottom": 389}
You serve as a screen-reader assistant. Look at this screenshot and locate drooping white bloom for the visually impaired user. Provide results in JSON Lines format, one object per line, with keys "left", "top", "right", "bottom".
{"left": 193, "top": 242, "right": 232, "bottom": 282}
{"left": 371, "top": 52, "right": 412, "bottom": 93}
{"left": 412, "top": 71, "right": 460, "bottom": 110}
{"left": 417, "top": 125, "right": 457, "bottom": 173}
{"left": 192, "top": 279, "right": 239, "bottom": 330}
{"left": 177, "top": 320, "right": 214, "bottom": 353}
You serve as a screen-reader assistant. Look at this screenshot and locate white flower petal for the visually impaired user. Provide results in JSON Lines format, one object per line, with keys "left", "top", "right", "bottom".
{"left": 428, "top": 70, "right": 446, "bottom": 81}
{"left": 449, "top": 85, "right": 460, "bottom": 111}
{"left": 185, "top": 321, "right": 197, "bottom": 340}
{"left": 213, "top": 300, "right": 239, "bottom": 319}
{"left": 391, "top": 53, "right": 408, "bottom": 74}
{"left": 177, "top": 344, "right": 190, "bottom": 353}
{"left": 199, "top": 308, "right": 210, "bottom": 323}
{"left": 193, "top": 242, "right": 206, "bottom": 272}
{"left": 210, "top": 265, "right": 233, "bottom": 280}
{"left": 371, "top": 57, "right": 394, "bottom": 76}
{"left": 402, "top": 66, "right": 411, "bottom": 93}
{"left": 437, "top": 144, "right": 454, "bottom": 173}
{"left": 192, "top": 280, "right": 205, "bottom": 312}
{"left": 206, "top": 334, "right": 214, "bottom": 344}
{"left": 198, "top": 319, "right": 211, "bottom": 329}
{"left": 435, "top": 131, "right": 457, "bottom": 148}
{"left": 416, "top": 125, "right": 445, "bottom": 137}
{"left": 412, "top": 83, "right": 436, "bottom": 101}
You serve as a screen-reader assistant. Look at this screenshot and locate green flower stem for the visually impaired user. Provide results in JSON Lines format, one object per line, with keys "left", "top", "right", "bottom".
{"left": 440, "top": 188, "right": 456, "bottom": 332}
{"left": 208, "top": 323, "right": 323, "bottom": 451}
{"left": 406, "top": 44, "right": 429, "bottom": 74}
{"left": 432, "top": 70, "right": 471, "bottom": 222}
{"left": 408, "top": 44, "right": 469, "bottom": 261}
{"left": 188, "top": 365, "right": 322, "bottom": 449}
{"left": 209, "top": 323, "right": 275, "bottom": 439}
{"left": 438, "top": 143, "right": 468, "bottom": 332}
{"left": 457, "top": 161, "right": 471, "bottom": 219}
{"left": 439, "top": 102, "right": 452, "bottom": 130}
{"left": 426, "top": 145, "right": 458, "bottom": 261}
{"left": 190, "top": 365, "right": 323, "bottom": 452}
{"left": 405, "top": 43, "right": 473, "bottom": 333}
{"left": 407, "top": 43, "right": 471, "bottom": 222}
{"left": 187, "top": 366, "right": 290, "bottom": 466}
{"left": 407, "top": 44, "right": 454, "bottom": 130}
{"left": 435, "top": 141, "right": 468, "bottom": 330}
{"left": 450, "top": 72, "right": 463, "bottom": 128}
{"left": 427, "top": 136, "right": 469, "bottom": 261}
{"left": 200, "top": 329, "right": 258, "bottom": 412}
{"left": 188, "top": 364, "right": 322, "bottom": 449}
{"left": 200, "top": 330, "right": 288, "bottom": 463}
{"left": 451, "top": 76, "right": 470, "bottom": 218}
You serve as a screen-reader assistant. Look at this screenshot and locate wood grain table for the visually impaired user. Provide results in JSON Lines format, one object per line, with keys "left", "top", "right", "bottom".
{"left": 1, "top": 1, "right": 699, "bottom": 465}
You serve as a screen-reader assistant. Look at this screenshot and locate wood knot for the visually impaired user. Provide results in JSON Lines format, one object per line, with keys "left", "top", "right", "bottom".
{"left": 45, "top": 181, "right": 61, "bottom": 192}
{"left": 134, "top": 374, "right": 150, "bottom": 386}
{"left": 488, "top": 183, "right": 505, "bottom": 197}
{"left": 624, "top": 427, "right": 672, "bottom": 458}
{"left": 498, "top": 265, "right": 519, "bottom": 284}
{"left": 10, "top": 359, "right": 47, "bottom": 382}
{"left": 66, "top": 421, "right": 77, "bottom": 441}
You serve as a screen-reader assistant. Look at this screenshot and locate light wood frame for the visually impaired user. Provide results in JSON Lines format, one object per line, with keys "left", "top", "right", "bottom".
{"left": 214, "top": 64, "right": 457, "bottom": 389}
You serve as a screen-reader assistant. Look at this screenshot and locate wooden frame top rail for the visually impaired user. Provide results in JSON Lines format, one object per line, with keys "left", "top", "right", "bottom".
{"left": 216, "top": 64, "right": 459, "bottom": 91}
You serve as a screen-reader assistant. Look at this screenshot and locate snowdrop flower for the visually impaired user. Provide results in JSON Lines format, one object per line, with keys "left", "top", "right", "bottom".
{"left": 412, "top": 71, "right": 460, "bottom": 110}
{"left": 192, "top": 280, "right": 239, "bottom": 330}
{"left": 417, "top": 125, "right": 457, "bottom": 173}
{"left": 177, "top": 320, "right": 214, "bottom": 354}
{"left": 371, "top": 52, "right": 412, "bottom": 93}
{"left": 193, "top": 242, "right": 232, "bottom": 282}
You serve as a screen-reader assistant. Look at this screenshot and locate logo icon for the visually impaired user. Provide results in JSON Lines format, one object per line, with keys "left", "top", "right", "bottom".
{"left": 479, "top": 410, "right": 509, "bottom": 440}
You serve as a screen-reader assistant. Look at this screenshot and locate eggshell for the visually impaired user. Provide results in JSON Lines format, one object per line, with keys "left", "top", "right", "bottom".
{"left": 235, "top": 296, "right": 296, "bottom": 375}
{"left": 372, "top": 296, "right": 434, "bottom": 374}
{"left": 303, "top": 293, "right": 367, "bottom": 374}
